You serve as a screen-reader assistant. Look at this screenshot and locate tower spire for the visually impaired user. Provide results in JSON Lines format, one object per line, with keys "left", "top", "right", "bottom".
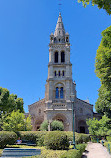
{"left": 54, "top": 12, "right": 65, "bottom": 37}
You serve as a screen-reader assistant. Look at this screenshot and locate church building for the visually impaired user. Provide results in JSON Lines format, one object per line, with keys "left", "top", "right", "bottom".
{"left": 28, "top": 13, "right": 95, "bottom": 133}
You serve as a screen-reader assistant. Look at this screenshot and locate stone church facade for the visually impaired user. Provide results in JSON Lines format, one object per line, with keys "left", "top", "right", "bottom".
{"left": 28, "top": 13, "right": 95, "bottom": 133}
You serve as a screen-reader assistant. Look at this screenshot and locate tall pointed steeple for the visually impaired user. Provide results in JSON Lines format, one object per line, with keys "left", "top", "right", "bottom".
{"left": 54, "top": 12, "right": 65, "bottom": 37}
{"left": 50, "top": 13, "right": 69, "bottom": 44}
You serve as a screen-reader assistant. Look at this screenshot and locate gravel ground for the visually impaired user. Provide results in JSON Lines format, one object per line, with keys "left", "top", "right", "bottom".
{"left": 82, "top": 142, "right": 111, "bottom": 158}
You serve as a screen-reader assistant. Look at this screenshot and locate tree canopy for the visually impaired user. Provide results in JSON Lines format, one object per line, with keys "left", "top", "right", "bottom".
{"left": 78, "top": 0, "right": 111, "bottom": 15}
{"left": 2, "top": 110, "right": 32, "bottom": 132}
{"left": 95, "top": 26, "right": 111, "bottom": 117}
{"left": 0, "top": 87, "right": 24, "bottom": 114}
{"left": 86, "top": 115, "right": 111, "bottom": 136}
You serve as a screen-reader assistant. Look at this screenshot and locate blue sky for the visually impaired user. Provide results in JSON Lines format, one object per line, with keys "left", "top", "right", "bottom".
{"left": 0, "top": 0, "right": 111, "bottom": 113}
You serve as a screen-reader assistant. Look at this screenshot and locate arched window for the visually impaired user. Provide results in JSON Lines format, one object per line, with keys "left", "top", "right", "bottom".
{"left": 55, "top": 83, "right": 64, "bottom": 99}
{"left": 60, "top": 87, "right": 64, "bottom": 98}
{"left": 54, "top": 52, "right": 58, "bottom": 63}
{"left": 66, "top": 37, "right": 69, "bottom": 42}
{"left": 62, "top": 71, "right": 64, "bottom": 76}
{"left": 61, "top": 52, "right": 65, "bottom": 62}
{"left": 59, "top": 71, "right": 60, "bottom": 76}
{"left": 56, "top": 87, "right": 59, "bottom": 98}
{"left": 55, "top": 71, "right": 56, "bottom": 76}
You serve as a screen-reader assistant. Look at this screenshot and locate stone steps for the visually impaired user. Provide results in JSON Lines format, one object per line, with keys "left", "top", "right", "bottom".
{"left": 1, "top": 148, "right": 41, "bottom": 157}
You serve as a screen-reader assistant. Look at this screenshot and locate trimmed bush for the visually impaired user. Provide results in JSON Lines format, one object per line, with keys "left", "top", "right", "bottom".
{"left": 51, "top": 120, "right": 64, "bottom": 131}
{"left": 18, "top": 131, "right": 47, "bottom": 146}
{"left": 0, "top": 131, "right": 17, "bottom": 148}
{"left": 81, "top": 134, "right": 90, "bottom": 143}
{"left": 40, "top": 121, "right": 48, "bottom": 131}
{"left": 60, "top": 149, "right": 81, "bottom": 158}
{"left": 60, "top": 144, "right": 86, "bottom": 158}
{"left": 18, "top": 131, "right": 90, "bottom": 147}
{"left": 44, "top": 131, "right": 69, "bottom": 150}
{"left": 65, "top": 132, "right": 90, "bottom": 144}
{"left": 40, "top": 120, "right": 64, "bottom": 131}
{"left": 76, "top": 144, "right": 86, "bottom": 155}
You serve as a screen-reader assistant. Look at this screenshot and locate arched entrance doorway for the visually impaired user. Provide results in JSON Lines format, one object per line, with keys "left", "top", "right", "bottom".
{"left": 52, "top": 113, "right": 69, "bottom": 131}
{"left": 78, "top": 120, "right": 87, "bottom": 133}
{"left": 35, "top": 119, "right": 43, "bottom": 131}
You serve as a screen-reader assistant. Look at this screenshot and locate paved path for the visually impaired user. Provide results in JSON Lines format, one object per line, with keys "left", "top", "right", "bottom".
{"left": 82, "top": 143, "right": 111, "bottom": 158}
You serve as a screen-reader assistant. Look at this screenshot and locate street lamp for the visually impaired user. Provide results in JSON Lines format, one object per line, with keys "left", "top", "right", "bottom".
{"left": 70, "top": 94, "right": 76, "bottom": 149}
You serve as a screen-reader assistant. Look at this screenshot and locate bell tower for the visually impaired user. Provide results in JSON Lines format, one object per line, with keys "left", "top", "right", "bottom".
{"left": 45, "top": 13, "right": 76, "bottom": 131}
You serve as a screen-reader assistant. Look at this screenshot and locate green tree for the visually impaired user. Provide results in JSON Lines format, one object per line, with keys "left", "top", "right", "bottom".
{"left": 78, "top": 0, "right": 111, "bottom": 15}
{"left": 95, "top": 85, "right": 111, "bottom": 117}
{"left": 87, "top": 115, "right": 111, "bottom": 136}
{"left": 98, "top": 115, "right": 111, "bottom": 136}
{"left": 2, "top": 110, "right": 32, "bottom": 132}
{"left": 95, "top": 26, "right": 111, "bottom": 117}
{"left": 86, "top": 118, "right": 100, "bottom": 136}
{"left": 0, "top": 87, "right": 24, "bottom": 113}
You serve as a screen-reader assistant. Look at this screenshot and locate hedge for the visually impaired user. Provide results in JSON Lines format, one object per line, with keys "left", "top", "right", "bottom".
{"left": 24, "top": 144, "right": 86, "bottom": 158}
{"left": 17, "top": 131, "right": 90, "bottom": 147}
{"left": 60, "top": 144, "right": 86, "bottom": 158}
{"left": 65, "top": 132, "right": 90, "bottom": 144}
{"left": 0, "top": 131, "right": 17, "bottom": 148}
{"left": 44, "top": 131, "right": 69, "bottom": 150}
{"left": 18, "top": 131, "right": 47, "bottom": 146}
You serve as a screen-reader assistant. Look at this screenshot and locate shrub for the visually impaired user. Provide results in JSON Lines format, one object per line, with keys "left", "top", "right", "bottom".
{"left": 44, "top": 131, "right": 69, "bottom": 150}
{"left": 40, "top": 121, "right": 48, "bottom": 131}
{"left": 104, "top": 142, "right": 111, "bottom": 153}
{"left": 60, "top": 149, "right": 81, "bottom": 158}
{"left": 18, "top": 131, "right": 47, "bottom": 146}
{"left": 65, "top": 132, "right": 90, "bottom": 144}
{"left": 106, "top": 136, "right": 111, "bottom": 142}
{"left": 0, "top": 131, "right": 17, "bottom": 148}
{"left": 17, "top": 131, "right": 89, "bottom": 147}
{"left": 60, "top": 144, "right": 86, "bottom": 158}
{"left": 51, "top": 120, "right": 64, "bottom": 131}
{"left": 76, "top": 144, "right": 86, "bottom": 155}
{"left": 81, "top": 134, "right": 90, "bottom": 143}
{"left": 40, "top": 120, "right": 64, "bottom": 131}
{"left": 36, "top": 132, "right": 47, "bottom": 146}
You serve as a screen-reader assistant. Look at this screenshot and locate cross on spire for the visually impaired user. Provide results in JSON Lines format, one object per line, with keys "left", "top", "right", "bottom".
{"left": 58, "top": 0, "right": 62, "bottom": 13}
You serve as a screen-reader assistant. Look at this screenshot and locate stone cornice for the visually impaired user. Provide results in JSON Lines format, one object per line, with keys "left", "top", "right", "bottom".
{"left": 48, "top": 62, "right": 72, "bottom": 67}
{"left": 49, "top": 43, "right": 70, "bottom": 48}
{"left": 45, "top": 109, "right": 72, "bottom": 111}
{"left": 46, "top": 77, "right": 72, "bottom": 82}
